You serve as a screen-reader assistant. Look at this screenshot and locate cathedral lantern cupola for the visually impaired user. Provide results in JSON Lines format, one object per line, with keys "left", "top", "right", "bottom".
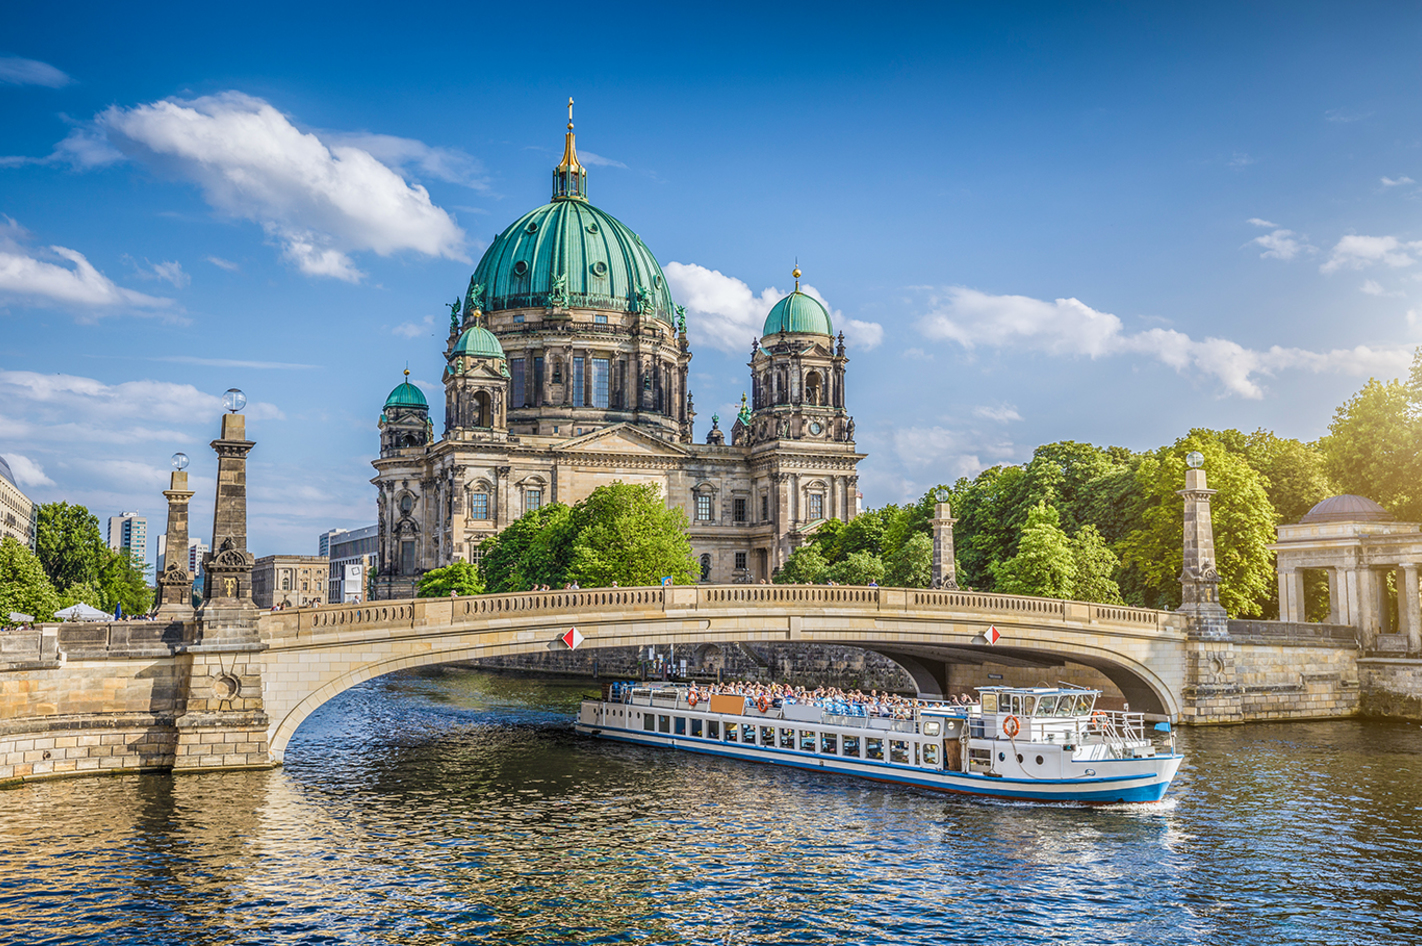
{"left": 553, "top": 97, "right": 587, "bottom": 202}
{"left": 445, "top": 314, "right": 509, "bottom": 435}
{"left": 379, "top": 369, "right": 432, "bottom": 456}
{"left": 748, "top": 266, "right": 852, "bottom": 445}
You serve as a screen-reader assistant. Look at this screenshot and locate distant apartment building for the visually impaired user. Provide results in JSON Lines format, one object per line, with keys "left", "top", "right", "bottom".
{"left": 0, "top": 456, "right": 37, "bottom": 549}
{"left": 323, "top": 524, "right": 377, "bottom": 603}
{"left": 252, "top": 555, "right": 329, "bottom": 609}
{"left": 108, "top": 512, "right": 147, "bottom": 571}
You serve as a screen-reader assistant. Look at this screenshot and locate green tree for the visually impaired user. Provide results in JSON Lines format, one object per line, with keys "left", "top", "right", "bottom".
{"left": 823, "top": 549, "right": 885, "bottom": 586}
{"left": 1118, "top": 434, "right": 1277, "bottom": 616}
{"left": 566, "top": 483, "right": 696, "bottom": 587}
{"left": 1069, "top": 524, "right": 1124, "bottom": 605}
{"left": 417, "top": 561, "right": 484, "bottom": 597}
{"left": 58, "top": 580, "right": 104, "bottom": 611}
{"left": 1319, "top": 377, "right": 1421, "bottom": 520}
{"left": 35, "top": 502, "right": 104, "bottom": 591}
{"left": 774, "top": 544, "right": 828, "bottom": 584}
{"left": 97, "top": 547, "right": 153, "bottom": 617}
{"left": 478, "top": 503, "right": 575, "bottom": 592}
{"left": 0, "top": 537, "right": 62, "bottom": 622}
{"left": 990, "top": 501, "right": 1076, "bottom": 599}
{"left": 885, "top": 532, "right": 933, "bottom": 588}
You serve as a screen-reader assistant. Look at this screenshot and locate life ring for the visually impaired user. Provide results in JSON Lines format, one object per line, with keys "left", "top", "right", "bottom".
{"left": 756, "top": 695, "right": 771, "bottom": 714}
{"left": 1091, "top": 711, "right": 1106, "bottom": 727}
{"left": 1002, "top": 715, "right": 1021, "bottom": 738}
{"left": 687, "top": 693, "right": 699, "bottom": 708}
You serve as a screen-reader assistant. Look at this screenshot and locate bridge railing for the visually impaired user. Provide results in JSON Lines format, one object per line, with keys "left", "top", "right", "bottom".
{"left": 263, "top": 583, "right": 1177, "bottom": 639}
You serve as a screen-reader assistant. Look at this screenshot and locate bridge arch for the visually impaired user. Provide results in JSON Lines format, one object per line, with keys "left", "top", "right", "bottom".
{"left": 259, "top": 586, "right": 1187, "bottom": 763}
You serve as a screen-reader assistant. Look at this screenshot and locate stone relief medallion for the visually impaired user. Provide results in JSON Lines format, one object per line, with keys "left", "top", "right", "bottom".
{"left": 212, "top": 674, "right": 242, "bottom": 700}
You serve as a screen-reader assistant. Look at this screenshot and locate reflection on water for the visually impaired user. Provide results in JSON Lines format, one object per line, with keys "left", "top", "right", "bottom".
{"left": 2, "top": 666, "right": 1421, "bottom": 945}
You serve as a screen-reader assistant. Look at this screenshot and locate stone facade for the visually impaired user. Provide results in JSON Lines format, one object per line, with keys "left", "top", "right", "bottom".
{"left": 1181, "top": 620, "right": 1361, "bottom": 723}
{"left": 0, "top": 456, "right": 36, "bottom": 549}
{"left": 252, "top": 555, "right": 330, "bottom": 609}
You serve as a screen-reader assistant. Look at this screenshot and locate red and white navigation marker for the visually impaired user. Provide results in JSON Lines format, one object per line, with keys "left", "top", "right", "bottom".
{"left": 984, "top": 625, "right": 1001, "bottom": 645}
{"left": 562, "top": 626, "right": 584, "bottom": 650}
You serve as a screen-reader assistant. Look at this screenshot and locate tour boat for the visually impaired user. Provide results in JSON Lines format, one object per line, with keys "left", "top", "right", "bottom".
{"left": 575, "top": 684, "right": 1182, "bottom": 805}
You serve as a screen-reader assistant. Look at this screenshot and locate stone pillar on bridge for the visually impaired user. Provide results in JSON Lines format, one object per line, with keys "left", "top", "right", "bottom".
{"left": 177, "top": 399, "right": 271, "bottom": 773}
{"left": 1177, "top": 455, "right": 1229, "bottom": 639}
{"left": 154, "top": 463, "right": 196, "bottom": 621}
{"left": 930, "top": 500, "right": 959, "bottom": 590}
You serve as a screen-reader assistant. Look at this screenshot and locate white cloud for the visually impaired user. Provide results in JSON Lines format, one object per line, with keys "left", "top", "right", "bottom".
{"left": 0, "top": 217, "right": 177, "bottom": 318}
{"left": 1382, "top": 176, "right": 1416, "bottom": 188}
{"left": 664, "top": 261, "right": 884, "bottom": 353}
{"left": 972, "top": 404, "right": 1023, "bottom": 423}
{"left": 1361, "top": 279, "right": 1405, "bottom": 298}
{"left": 0, "top": 453, "right": 55, "bottom": 488}
{"left": 1247, "top": 218, "right": 1279, "bottom": 228}
{"left": 1320, "top": 234, "right": 1422, "bottom": 274}
{"left": 915, "top": 286, "right": 1412, "bottom": 399}
{"left": 1229, "top": 152, "right": 1256, "bottom": 167}
{"left": 578, "top": 150, "right": 627, "bottom": 169}
{"left": 324, "top": 132, "right": 489, "bottom": 190}
{"left": 205, "top": 255, "right": 240, "bottom": 272}
{"left": 0, "top": 57, "right": 72, "bottom": 88}
{"left": 392, "top": 314, "right": 437, "bottom": 338}
{"left": 1247, "top": 228, "right": 1314, "bottom": 261}
{"left": 124, "top": 256, "right": 190, "bottom": 288}
{"left": 94, "top": 92, "right": 467, "bottom": 281}
{"left": 1325, "top": 108, "right": 1371, "bottom": 123}
{"left": 0, "top": 370, "right": 284, "bottom": 426}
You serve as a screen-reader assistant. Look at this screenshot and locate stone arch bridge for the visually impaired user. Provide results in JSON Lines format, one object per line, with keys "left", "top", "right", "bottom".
{"left": 258, "top": 584, "right": 1186, "bottom": 762}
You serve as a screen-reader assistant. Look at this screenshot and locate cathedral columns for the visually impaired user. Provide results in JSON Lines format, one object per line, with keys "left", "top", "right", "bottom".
{"left": 496, "top": 466, "right": 512, "bottom": 529}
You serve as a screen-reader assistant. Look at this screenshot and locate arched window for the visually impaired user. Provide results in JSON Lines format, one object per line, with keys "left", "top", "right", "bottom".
{"left": 700, "top": 553, "right": 712, "bottom": 582}
{"left": 399, "top": 494, "right": 414, "bottom": 514}
{"left": 805, "top": 371, "right": 822, "bottom": 406}
{"left": 473, "top": 391, "right": 492, "bottom": 428}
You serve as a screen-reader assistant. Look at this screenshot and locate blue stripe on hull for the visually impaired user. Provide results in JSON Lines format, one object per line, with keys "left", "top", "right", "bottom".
{"left": 581, "top": 727, "right": 1175, "bottom": 805}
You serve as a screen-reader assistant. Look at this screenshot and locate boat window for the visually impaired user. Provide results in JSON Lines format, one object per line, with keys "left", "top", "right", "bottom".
{"left": 1036, "top": 695, "right": 1057, "bottom": 716}
{"left": 675, "top": 717, "right": 686, "bottom": 735}
{"left": 643, "top": 713, "right": 654, "bottom": 732}
{"left": 707, "top": 720, "right": 719, "bottom": 740}
{"left": 1080, "top": 694, "right": 1097, "bottom": 714}
{"left": 779, "top": 728, "right": 795, "bottom": 749}
{"left": 725, "top": 723, "right": 737, "bottom": 742}
{"left": 890, "top": 740, "right": 910, "bottom": 765}
{"left": 1055, "top": 695, "right": 1079, "bottom": 716}
{"left": 658, "top": 715, "right": 671, "bottom": 734}
{"left": 980, "top": 693, "right": 997, "bottom": 713}
{"left": 842, "top": 734, "right": 860, "bottom": 757}
{"left": 741, "top": 724, "right": 755, "bottom": 743}
{"left": 691, "top": 718, "right": 703, "bottom": 738}
{"left": 865, "top": 737, "right": 884, "bottom": 761}
{"left": 799, "top": 730, "right": 817, "bottom": 752}
{"left": 922, "top": 720, "right": 941, "bottom": 736}
{"left": 761, "top": 726, "right": 775, "bottom": 746}
{"left": 821, "top": 732, "right": 838, "bottom": 755}
{"left": 923, "top": 743, "right": 939, "bottom": 767}
{"left": 1023, "top": 696, "right": 1037, "bottom": 715}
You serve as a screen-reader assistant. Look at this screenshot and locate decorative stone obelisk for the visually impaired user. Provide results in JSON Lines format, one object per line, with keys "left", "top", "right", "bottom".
{"left": 931, "top": 497, "right": 960, "bottom": 590}
{"left": 175, "top": 389, "right": 271, "bottom": 772}
{"left": 197, "top": 404, "right": 258, "bottom": 642}
{"left": 1177, "top": 452, "right": 1229, "bottom": 639}
{"left": 154, "top": 453, "right": 196, "bottom": 621}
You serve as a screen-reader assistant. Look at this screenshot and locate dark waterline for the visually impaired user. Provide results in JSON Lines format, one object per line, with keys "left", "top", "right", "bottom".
{"left": 3, "top": 668, "right": 1420, "bottom": 945}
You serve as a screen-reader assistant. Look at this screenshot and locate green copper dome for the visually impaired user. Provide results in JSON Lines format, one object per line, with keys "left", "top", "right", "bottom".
{"left": 762, "top": 290, "right": 832, "bottom": 337}
{"left": 471, "top": 199, "right": 677, "bottom": 322}
{"left": 384, "top": 376, "right": 428, "bottom": 410}
{"left": 453, "top": 324, "right": 505, "bottom": 359}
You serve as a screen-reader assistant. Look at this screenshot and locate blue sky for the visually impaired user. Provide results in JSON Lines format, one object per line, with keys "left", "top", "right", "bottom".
{"left": 4, "top": 2, "right": 1422, "bottom": 566}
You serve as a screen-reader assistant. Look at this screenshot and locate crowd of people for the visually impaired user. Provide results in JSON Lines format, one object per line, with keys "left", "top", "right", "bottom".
{"left": 680, "top": 680, "right": 979, "bottom": 717}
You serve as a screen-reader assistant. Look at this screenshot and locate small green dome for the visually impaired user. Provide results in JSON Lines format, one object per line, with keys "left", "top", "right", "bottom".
{"left": 384, "top": 375, "right": 428, "bottom": 410}
{"left": 762, "top": 291, "right": 832, "bottom": 337}
{"left": 471, "top": 199, "right": 676, "bottom": 322}
{"left": 454, "top": 324, "right": 505, "bottom": 359}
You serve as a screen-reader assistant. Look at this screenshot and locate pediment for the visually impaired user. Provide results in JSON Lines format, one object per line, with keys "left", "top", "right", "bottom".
{"left": 555, "top": 423, "right": 690, "bottom": 458}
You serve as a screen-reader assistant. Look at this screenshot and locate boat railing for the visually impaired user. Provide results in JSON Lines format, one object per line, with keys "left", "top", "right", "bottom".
{"left": 1086, "top": 710, "right": 1147, "bottom": 743}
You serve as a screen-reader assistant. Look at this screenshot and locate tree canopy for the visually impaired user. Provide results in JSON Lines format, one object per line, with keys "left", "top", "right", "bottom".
{"left": 30, "top": 502, "right": 153, "bottom": 617}
{"left": 0, "top": 537, "right": 62, "bottom": 622}
{"left": 417, "top": 561, "right": 484, "bottom": 597}
{"left": 479, "top": 483, "right": 695, "bottom": 591}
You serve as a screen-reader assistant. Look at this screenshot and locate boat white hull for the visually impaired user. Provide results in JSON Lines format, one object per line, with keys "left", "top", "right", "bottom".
{"left": 575, "top": 718, "right": 1182, "bottom": 805}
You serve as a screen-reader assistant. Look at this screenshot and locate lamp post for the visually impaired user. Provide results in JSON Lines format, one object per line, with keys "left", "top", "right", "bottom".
{"left": 1178, "top": 451, "right": 1228, "bottom": 639}
{"left": 154, "top": 452, "right": 196, "bottom": 620}
{"left": 198, "top": 388, "right": 258, "bottom": 637}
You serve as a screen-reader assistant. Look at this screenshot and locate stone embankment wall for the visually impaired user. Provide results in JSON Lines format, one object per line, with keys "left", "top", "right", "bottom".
{"left": 1, "top": 622, "right": 190, "bottom": 786}
{"left": 1357, "top": 658, "right": 1422, "bottom": 718}
{"left": 1183, "top": 621, "right": 1361, "bottom": 723}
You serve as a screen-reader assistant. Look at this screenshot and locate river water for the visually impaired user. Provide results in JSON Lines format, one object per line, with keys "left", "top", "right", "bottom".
{"left": 3, "top": 668, "right": 1420, "bottom": 946}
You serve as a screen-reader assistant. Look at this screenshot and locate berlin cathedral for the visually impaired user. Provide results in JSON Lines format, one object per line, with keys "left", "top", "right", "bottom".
{"left": 371, "top": 109, "right": 864, "bottom": 598}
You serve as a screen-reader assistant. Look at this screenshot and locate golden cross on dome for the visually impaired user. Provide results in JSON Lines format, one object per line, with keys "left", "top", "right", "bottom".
{"left": 567, "top": 97, "right": 574, "bottom": 131}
